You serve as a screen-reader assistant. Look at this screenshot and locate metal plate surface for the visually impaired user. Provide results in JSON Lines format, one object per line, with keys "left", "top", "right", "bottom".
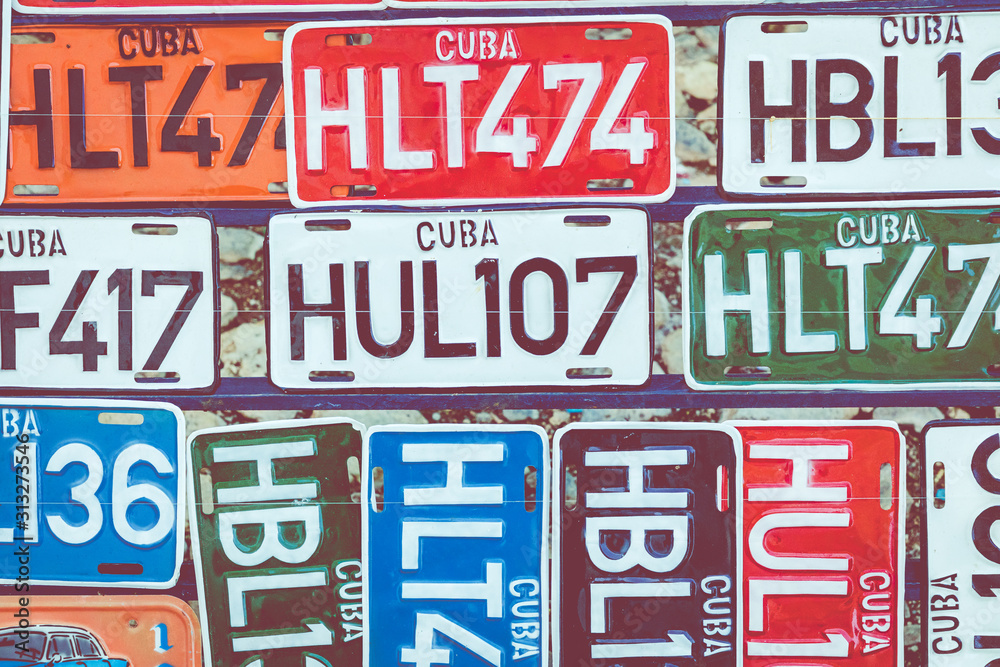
{"left": 721, "top": 12, "right": 1000, "bottom": 199}
{"left": 363, "top": 425, "right": 548, "bottom": 666}
{"left": 7, "top": 24, "right": 288, "bottom": 204}
{"left": 13, "top": 0, "right": 379, "bottom": 14}
{"left": 283, "top": 17, "right": 674, "bottom": 207}
{"left": 386, "top": 0, "right": 761, "bottom": 6}
{"left": 552, "top": 422, "right": 740, "bottom": 666}
{"left": 922, "top": 420, "right": 1000, "bottom": 665}
{"left": 737, "top": 421, "right": 904, "bottom": 666}
{"left": 684, "top": 202, "right": 1000, "bottom": 390}
{"left": 0, "top": 216, "right": 216, "bottom": 391}
{"left": 188, "top": 419, "right": 363, "bottom": 667}
{"left": 267, "top": 209, "right": 652, "bottom": 390}
{"left": 0, "top": 596, "right": 200, "bottom": 667}
{"left": 0, "top": 399, "right": 185, "bottom": 588}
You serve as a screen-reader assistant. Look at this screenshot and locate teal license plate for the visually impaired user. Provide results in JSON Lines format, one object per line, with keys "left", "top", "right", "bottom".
{"left": 187, "top": 418, "right": 363, "bottom": 667}
{"left": 684, "top": 203, "right": 1000, "bottom": 390}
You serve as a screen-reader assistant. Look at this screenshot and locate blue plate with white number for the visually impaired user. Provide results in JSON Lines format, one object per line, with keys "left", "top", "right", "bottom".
{"left": 364, "top": 425, "right": 549, "bottom": 666}
{"left": 0, "top": 399, "right": 184, "bottom": 588}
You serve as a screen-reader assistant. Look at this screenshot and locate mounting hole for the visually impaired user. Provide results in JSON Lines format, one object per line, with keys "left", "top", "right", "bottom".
{"left": 716, "top": 465, "right": 729, "bottom": 512}
{"left": 305, "top": 219, "right": 351, "bottom": 232}
{"left": 330, "top": 185, "right": 377, "bottom": 197}
{"left": 761, "top": 21, "right": 808, "bottom": 33}
{"left": 372, "top": 467, "right": 384, "bottom": 512}
{"left": 587, "top": 178, "right": 633, "bottom": 192}
{"left": 566, "top": 367, "right": 613, "bottom": 380}
{"left": 98, "top": 562, "right": 143, "bottom": 576}
{"left": 725, "top": 217, "right": 773, "bottom": 231}
{"left": 760, "top": 176, "right": 807, "bottom": 188}
{"left": 12, "top": 184, "right": 58, "bottom": 196}
{"left": 199, "top": 467, "right": 214, "bottom": 515}
{"left": 132, "top": 223, "right": 177, "bottom": 236}
{"left": 524, "top": 466, "right": 537, "bottom": 512}
{"left": 564, "top": 466, "right": 578, "bottom": 511}
{"left": 134, "top": 371, "right": 180, "bottom": 383}
{"left": 585, "top": 27, "right": 632, "bottom": 40}
{"left": 12, "top": 32, "right": 55, "bottom": 44}
{"left": 724, "top": 365, "right": 771, "bottom": 378}
{"left": 880, "top": 462, "right": 893, "bottom": 511}
{"left": 98, "top": 412, "right": 144, "bottom": 426}
{"left": 308, "top": 370, "right": 356, "bottom": 383}
{"left": 932, "top": 461, "right": 945, "bottom": 509}
{"left": 348, "top": 456, "right": 361, "bottom": 504}
{"left": 564, "top": 215, "right": 611, "bottom": 227}
{"left": 327, "top": 33, "right": 372, "bottom": 46}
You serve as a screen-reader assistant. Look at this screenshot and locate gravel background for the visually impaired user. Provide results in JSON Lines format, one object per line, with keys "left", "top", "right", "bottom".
{"left": 191, "top": 26, "right": 983, "bottom": 665}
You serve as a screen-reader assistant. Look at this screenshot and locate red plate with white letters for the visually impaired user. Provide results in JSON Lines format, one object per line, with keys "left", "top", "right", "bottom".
{"left": 283, "top": 17, "right": 674, "bottom": 207}
{"left": 736, "top": 421, "right": 904, "bottom": 666}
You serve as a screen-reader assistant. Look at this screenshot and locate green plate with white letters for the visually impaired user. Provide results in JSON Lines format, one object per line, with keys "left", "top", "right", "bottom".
{"left": 683, "top": 202, "right": 1000, "bottom": 390}
{"left": 187, "top": 418, "right": 363, "bottom": 667}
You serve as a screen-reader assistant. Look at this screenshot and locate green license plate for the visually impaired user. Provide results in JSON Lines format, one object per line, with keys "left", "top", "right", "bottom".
{"left": 684, "top": 203, "right": 1000, "bottom": 390}
{"left": 187, "top": 419, "right": 363, "bottom": 667}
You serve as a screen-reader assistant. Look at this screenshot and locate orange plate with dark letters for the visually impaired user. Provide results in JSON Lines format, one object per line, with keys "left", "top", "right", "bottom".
{"left": 7, "top": 23, "right": 289, "bottom": 204}
{"left": 0, "top": 596, "right": 200, "bottom": 666}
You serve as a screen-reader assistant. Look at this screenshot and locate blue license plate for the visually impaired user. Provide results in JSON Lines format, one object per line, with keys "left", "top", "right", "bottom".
{"left": 0, "top": 400, "right": 184, "bottom": 587}
{"left": 553, "top": 423, "right": 740, "bottom": 666}
{"left": 364, "top": 425, "right": 548, "bottom": 666}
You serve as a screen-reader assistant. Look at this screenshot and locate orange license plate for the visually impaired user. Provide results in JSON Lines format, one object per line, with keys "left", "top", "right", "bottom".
{"left": 7, "top": 24, "right": 289, "bottom": 204}
{"left": 0, "top": 596, "right": 200, "bottom": 666}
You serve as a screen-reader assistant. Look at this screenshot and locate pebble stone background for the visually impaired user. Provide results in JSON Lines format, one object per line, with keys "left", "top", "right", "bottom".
{"left": 188, "top": 26, "right": 982, "bottom": 665}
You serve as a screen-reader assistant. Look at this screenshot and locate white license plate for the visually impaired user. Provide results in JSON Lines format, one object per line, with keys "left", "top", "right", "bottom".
{"left": 266, "top": 209, "right": 651, "bottom": 389}
{"left": 0, "top": 216, "right": 216, "bottom": 390}
{"left": 721, "top": 12, "right": 1000, "bottom": 197}
{"left": 924, "top": 420, "right": 1000, "bottom": 665}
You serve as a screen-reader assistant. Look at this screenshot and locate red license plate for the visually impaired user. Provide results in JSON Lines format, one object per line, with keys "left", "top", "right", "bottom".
{"left": 283, "top": 17, "right": 674, "bottom": 206}
{"left": 737, "top": 421, "right": 903, "bottom": 666}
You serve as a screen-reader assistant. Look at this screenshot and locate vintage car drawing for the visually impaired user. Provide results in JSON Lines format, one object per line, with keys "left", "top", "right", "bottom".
{"left": 0, "top": 625, "right": 129, "bottom": 666}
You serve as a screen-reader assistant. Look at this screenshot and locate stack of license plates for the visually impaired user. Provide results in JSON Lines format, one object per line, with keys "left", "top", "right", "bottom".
{"left": 26, "top": 408, "right": 1000, "bottom": 667}
{"left": 184, "top": 417, "right": 909, "bottom": 666}
{"left": 6, "top": 4, "right": 1000, "bottom": 667}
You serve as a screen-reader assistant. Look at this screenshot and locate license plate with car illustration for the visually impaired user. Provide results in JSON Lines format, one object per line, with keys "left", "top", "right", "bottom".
{"left": 0, "top": 596, "right": 200, "bottom": 667}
